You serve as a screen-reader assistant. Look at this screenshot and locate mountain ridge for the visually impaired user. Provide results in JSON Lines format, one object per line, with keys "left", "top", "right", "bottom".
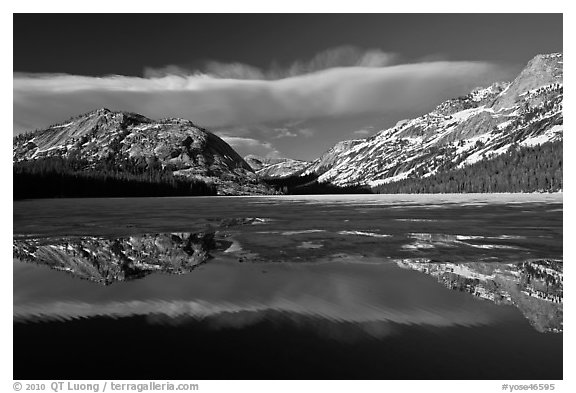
{"left": 244, "top": 154, "right": 309, "bottom": 179}
{"left": 273, "top": 52, "right": 563, "bottom": 189}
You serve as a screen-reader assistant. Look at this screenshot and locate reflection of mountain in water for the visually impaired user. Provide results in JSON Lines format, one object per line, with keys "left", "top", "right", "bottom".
{"left": 396, "top": 259, "right": 563, "bottom": 333}
{"left": 12, "top": 217, "right": 274, "bottom": 285}
{"left": 13, "top": 232, "right": 224, "bottom": 285}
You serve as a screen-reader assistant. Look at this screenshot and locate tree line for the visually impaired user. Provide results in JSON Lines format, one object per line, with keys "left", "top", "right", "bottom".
{"left": 14, "top": 156, "right": 217, "bottom": 199}
{"left": 262, "top": 173, "right": 372, "bottom": 194}
{"left": 373, "top": 140, "right": 562, "bottom": 194}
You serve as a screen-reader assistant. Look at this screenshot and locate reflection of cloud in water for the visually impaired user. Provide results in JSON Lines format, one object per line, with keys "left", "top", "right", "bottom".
{"left": 206, "top": 311, "right": 398, "bottom": 342}
{"left": 14, "top": 259, "right": 504, "bottom": 332}
{"left": 13, "top": 297, "right": 495, "bottom": 331}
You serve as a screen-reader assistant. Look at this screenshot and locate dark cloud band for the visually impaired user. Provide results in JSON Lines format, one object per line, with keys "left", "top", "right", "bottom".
{"left": 14, "top": 60, "right": 510, "bottom": 135}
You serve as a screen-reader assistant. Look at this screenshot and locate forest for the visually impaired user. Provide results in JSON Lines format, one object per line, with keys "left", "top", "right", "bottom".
{"left": 373, "top": 141, "right": 562, "bottom": 194}
{"left": 262, "top": 173, "right": 372, "bottom": 194}
{"left": 13, "top": 156, "right": 217, "bottom": 199}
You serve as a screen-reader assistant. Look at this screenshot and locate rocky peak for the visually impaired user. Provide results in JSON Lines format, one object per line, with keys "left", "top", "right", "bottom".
{"left": 493, "top": 53, "right": 563, "bottom": 110}
{"left": 431, "top": 81, "right": 509, "bottom": 118}
{"left": 244, "top": 155, "right": 285, "bottom": 171}
{"left": 243, "top": 154, "right": 309, "bottom": 179}
{"left": 159, "top": 117, "right": 196, "bottom": 127}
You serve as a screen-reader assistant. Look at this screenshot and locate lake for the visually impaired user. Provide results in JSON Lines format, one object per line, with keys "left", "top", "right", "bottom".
{"left": 13, "top": 193, "right": 563, "bottom": 379}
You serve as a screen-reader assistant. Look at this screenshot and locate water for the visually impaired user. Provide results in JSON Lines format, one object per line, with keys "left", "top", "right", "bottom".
{"left": 13, "top": 194, "right": 563, "bottom": 379}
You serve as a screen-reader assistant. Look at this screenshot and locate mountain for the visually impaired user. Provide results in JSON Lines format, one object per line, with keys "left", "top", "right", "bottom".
{"left": 244, "top": 155, "right": 286, "bottom": 171}
{"left": 283, "top": 53, "right": 563, "bottom": 190}
{"left": 302, "top": 140, "right": 365, "bottom": 178}
{"left": 244, "top": 154, "right": 309, "bottom": 179}
{"left": 13, "top": 108, "right": 273, "bottom": 195}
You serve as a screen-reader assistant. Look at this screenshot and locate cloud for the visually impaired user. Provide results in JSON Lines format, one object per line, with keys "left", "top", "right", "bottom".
{"left": 13, "top": 50, "right": 513, "bottom": 136}
{"left": 217, "top": 135, "right": 281, "bottom": 158}
{"left": 274, "top": 128, "right": 298, "bottom": 138}
{"left": 298, "top": 128, "right": 316, "bottom": 138}
{"left": 143, "top": 46, "right": 399, "bottom": 80}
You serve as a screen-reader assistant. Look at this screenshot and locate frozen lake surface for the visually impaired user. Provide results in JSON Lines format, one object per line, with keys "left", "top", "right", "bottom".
{"left": 13, "top": 194, "right": 563, "bottom": 379}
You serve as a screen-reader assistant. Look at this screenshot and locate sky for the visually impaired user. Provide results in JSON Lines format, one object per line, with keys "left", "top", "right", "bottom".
{"left": 13, "top": 14, "right": 563, "bottom": 161}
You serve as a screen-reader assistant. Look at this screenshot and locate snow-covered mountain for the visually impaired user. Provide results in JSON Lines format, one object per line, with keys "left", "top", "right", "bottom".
{"left": 292, "top": 53, "right": 563, "bottom": 187}
{"left": 244, "top": 155, "right": 309, "bottom": 179}
{"left": 244, "top": 155, "right": 285, "bottom": 171}
{"left": 13, "top": 109, "right": 273, "bottom": 195}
